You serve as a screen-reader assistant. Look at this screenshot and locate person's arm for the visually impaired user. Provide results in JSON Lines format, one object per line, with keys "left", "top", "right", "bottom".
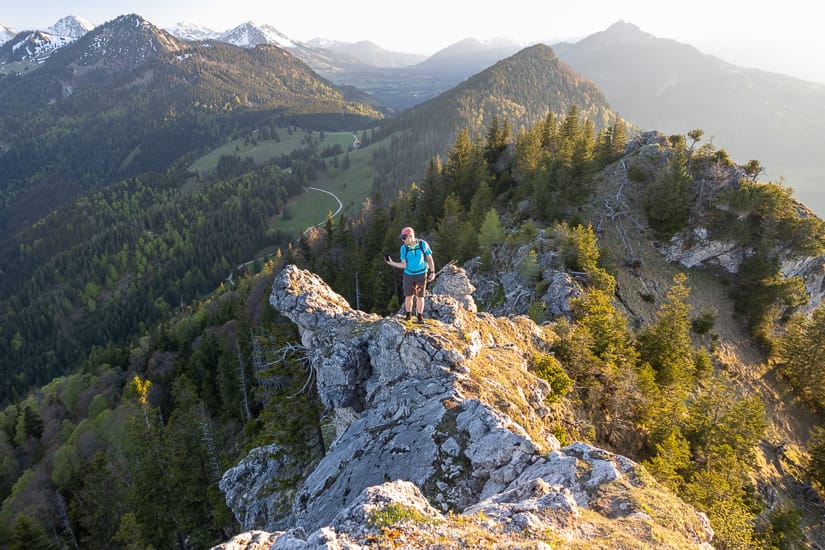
{"left": 426, "top": 255, "right": 435, "bottom": 281}
{"left": 384, "top": 252, "right": 407, "bottom": 270}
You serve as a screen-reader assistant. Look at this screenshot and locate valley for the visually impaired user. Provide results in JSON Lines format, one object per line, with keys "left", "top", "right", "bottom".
{"left": 0, "top": 12, "right": 823, "bottom": 549}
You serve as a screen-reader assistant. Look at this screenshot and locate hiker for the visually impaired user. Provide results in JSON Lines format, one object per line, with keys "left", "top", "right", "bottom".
{"left": 384, "top": 226, "right": 435, "bottom": 323}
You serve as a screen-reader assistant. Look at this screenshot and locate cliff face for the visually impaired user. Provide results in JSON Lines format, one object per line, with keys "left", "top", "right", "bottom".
{"left": 214, "top": 264, "right": 714, "bottom": 549}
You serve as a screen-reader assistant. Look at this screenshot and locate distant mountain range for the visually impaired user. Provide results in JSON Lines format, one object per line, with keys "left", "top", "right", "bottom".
{"left": 2, "top": 14, "right": 824, "bottom": 214}
{"left": 0, "top": 14, "right": 384, "bottom": 232}
{"left": 551, "top": 21, "right": 825, "bottom": 213}
{"left": 0, "top": 15, "right": 92, "bottom": 66}
{"left": 307, "top": 38, "right": 426, "bottom": 68}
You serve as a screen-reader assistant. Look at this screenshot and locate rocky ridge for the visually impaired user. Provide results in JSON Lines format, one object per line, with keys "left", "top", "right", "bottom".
{"left": 214, "top": 264, "right": 714, "bottom": 548}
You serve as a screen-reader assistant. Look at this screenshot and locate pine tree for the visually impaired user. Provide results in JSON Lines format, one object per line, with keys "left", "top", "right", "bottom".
{"left": 9, "top": 516, "right": 55, "bottom": 550}
{"left": 643, "top": 430, "right": 691, "bottom": 492}
{"left": 435, "top": 194, "right": 476, "bottom": 264}
{"left": 484, "top": 115, "right": 511, "bottom": 167}
{"left": 773, "top": 304, "right": 825, "bottom": 411}
{"left": 418, "top": 156, "right": 445, "bottom": 231}
{"left": 637, "top": 273, "right": 695, "bottom": 391}
{"left": 808, "top": 427, "right": 825, "bottom": 491}
{"left": 477, "top": 209, "right": 505, "bottom": 270}
{"left": 643, "top": 146, "right": 692, "bottom": 236}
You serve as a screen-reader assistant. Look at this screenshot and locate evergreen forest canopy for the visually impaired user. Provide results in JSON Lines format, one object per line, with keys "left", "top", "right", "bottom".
{"left": 0, "top": 124, "right": 359, "bottom": 403}
{"left": 365, "top": 44, "right": 618, "bottom": 201}
{"left": 0, "top": 104, "right": 823, "bottom": 548}
{"left": 0, "top": 16, "right": 384, "bottom": 234}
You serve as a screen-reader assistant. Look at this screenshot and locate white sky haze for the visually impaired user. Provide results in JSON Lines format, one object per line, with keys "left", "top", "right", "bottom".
{"left": 4, "top": 0, "right": 824, "bottom": 84}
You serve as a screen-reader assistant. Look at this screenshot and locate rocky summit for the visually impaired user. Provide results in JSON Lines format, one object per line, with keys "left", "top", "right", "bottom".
{"left": 213, "top": 264, "right": 714, "bottom": 549}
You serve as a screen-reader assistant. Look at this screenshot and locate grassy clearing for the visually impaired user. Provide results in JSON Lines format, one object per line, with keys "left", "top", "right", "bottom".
{"left": 0, "top": 60, "right": 37, "bottom": 75}
{"left": 188, "top": 127, "right": 359, "bottom": 174}
{"left": 188, "top": 125, "right": 387, "bottom": 238}
{"left": 278, "top": 133, "right": 393, "bottom": 235}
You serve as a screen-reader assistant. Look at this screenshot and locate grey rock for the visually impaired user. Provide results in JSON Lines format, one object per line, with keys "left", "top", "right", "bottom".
{"left": 218, "top": 444, "right": 302, "bottom": 532}
{"left": 216, "top": 265, "right": 715, "bottom": 549}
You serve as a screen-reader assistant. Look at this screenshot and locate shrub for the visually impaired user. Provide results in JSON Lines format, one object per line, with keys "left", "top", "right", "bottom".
{"left": 531, "top": 353, "right": 572, "bottom": 404}
{"left": 627, "top": 164, "right": 647, "bottom": 182}
{"left": 643, "top": 150, "right": 691, "bottom": 236}
{"left": 691, "top": 309, "right": 717, "bottom": 335}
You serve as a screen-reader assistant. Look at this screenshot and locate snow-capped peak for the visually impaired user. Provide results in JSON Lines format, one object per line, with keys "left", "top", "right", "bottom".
{"left": 167, "top": 21, "right": 221, "bottom": 41}
{"left": 7, "top": 31, "right": 73, "bottom": 63}
{"left": 220, "top": 21, "right": 300, "bottom": 49}
{"left": 48, "top": 15, "right": 94, "bottom": 39}
{"left": 1, "top": 23, "right": 17, "bottom": 45}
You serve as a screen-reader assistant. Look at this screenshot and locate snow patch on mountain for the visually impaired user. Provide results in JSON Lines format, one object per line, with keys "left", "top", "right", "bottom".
{"left": 167, "top": 21, "right": 221, "bottom": 41}
{"left": 0, "top": 24, "right": 16, "bottom": 45}
{"left": 0, "top": 16, "right": 92, "bottom": 66}
{"left": 48, "top": 15, "right": 94, "bottom": 38}
{"left": 219, "top": 21, "right": 300, "bottom": 49}
{"left": 8, "top": 31, "right": 73, "bottom": 63}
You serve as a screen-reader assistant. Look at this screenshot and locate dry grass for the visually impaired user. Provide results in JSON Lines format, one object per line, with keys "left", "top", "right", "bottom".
{"left": 582, "top": 150, "right": 825, "bottom": 546}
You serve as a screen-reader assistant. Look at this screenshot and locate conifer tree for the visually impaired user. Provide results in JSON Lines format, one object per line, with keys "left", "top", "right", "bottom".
{"left": 643, "top": 430, "right": 691, "bottom": 492}
{"left": 637, "top": 273, "right": 695, "bottom": 391}
{"left": 468, "top": 180, "right": 494, "bottom": 229}
{"left": 435, "top": 194, "right": 476, "bottom": 264}
{"left": 418, "top": 156, "right": 445, "bottom": 229}
{"left": 643, "top": 146, "right": 691, "bottom": 236}
{"left": 773, "top": 304, "right": 825, "bottom": 411}
{"left": 684, "top": 454, "right": 759, "bottom": 549}
{"left": 514, "top": 126, "right": 545, "bottom": 204}
{"left": 444, "top": 127, "right": 473, "bottom": 205}
{"left": 808, "top": 427, "right": 825, "bottom": 491}
{"left": 484, "top": 115, "right": 511, "bottom": 167}
{"left": 9, "top": 516, "right": 55, "bottom": 550}
{"left": 477, "top": 209, "right": 505, "bottom": 270}
{"left": 539, "top": 111, "right": 558, "bottom": 151}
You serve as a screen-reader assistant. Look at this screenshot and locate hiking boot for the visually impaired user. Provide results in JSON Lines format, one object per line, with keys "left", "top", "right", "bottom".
{"left": 405, "top": 311, "right": 411, "bottom": 321}
{"left": 416, "top": 313, "right": 424, "bottom": 323}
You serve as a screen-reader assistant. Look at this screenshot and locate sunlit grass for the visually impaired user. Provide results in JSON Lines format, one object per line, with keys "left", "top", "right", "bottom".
{"left": 278, "top": 133, "right": 391, "bottom": 234}
{"left": 188, "top": 126, "right": 388, "bottom": 237}
{"left": 188, "top": 127, "right": 358, "bottom": 174}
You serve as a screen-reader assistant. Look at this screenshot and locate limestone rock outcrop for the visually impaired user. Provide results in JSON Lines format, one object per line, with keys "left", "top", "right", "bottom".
{"left": 214, "top": 264, "right": 714, "bottom": 549}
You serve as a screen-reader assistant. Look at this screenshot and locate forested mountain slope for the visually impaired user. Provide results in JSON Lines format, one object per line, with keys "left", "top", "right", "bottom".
{"left": 2, "top": 109, "right": 825, "bottom": 548}
{"left": 0, "top": 13, "right": 383, "bottom": 234}
{"left": 0, "top": 15, "right": 385, "bottom": 402}
{"left": 1, "top": 21, "right": 825, "bottom": 548}
{"left": 369, "top": 43, "right": 623, "bottom": 200}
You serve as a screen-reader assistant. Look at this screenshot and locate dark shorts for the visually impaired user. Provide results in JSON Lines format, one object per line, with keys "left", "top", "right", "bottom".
{"left": 403, "top": 273, "right": 427, "bottom": 297}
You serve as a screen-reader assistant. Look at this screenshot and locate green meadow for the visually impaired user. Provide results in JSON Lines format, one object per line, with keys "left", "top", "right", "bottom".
{"left": 189, "top": 126, "right": 393, "bottom": 251}
{"left": 188, "top": 127, "right": 360, "bottom": 174}
{"left": 278, "top": 135, "right": 387, "bottom": 235}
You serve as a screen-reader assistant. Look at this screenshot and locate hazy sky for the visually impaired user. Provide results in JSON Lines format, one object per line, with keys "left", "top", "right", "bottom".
{"left": 4, "top": 0, "right": 824, "bottom": 84}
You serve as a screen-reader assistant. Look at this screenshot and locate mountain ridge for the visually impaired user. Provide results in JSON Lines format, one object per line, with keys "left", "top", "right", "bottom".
{"left": 0, "top": 15, "right": 92, "bottom": 67}
{"left": 0, "top": 23, "right": 15, "bottom": 44}
{"left": 0, "top": 13, "right": 384, "bottom": 233}
{"left": 0, "top": 12, "right": 824, "bottom": 548}
{"left": 552, "top": 20, "right": 825, "bottom": 215}
{"left": 367, "top": 42, "right": 622, "bottom": 199}
{"left": 212, "top": 263, "right": 716, "bottom": 548}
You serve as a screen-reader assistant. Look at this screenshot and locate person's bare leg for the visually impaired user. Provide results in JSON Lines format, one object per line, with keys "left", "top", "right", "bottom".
{"left": 416, "top": 287, "right": 425, "bottom": 322}
{"left": 405, "top": 295, "right": 414, "bottom": 320}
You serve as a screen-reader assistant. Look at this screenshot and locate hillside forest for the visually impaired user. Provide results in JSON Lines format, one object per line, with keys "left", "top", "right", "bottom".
{"left": 1, "top": 108, "right": 824, "bottom": 550}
